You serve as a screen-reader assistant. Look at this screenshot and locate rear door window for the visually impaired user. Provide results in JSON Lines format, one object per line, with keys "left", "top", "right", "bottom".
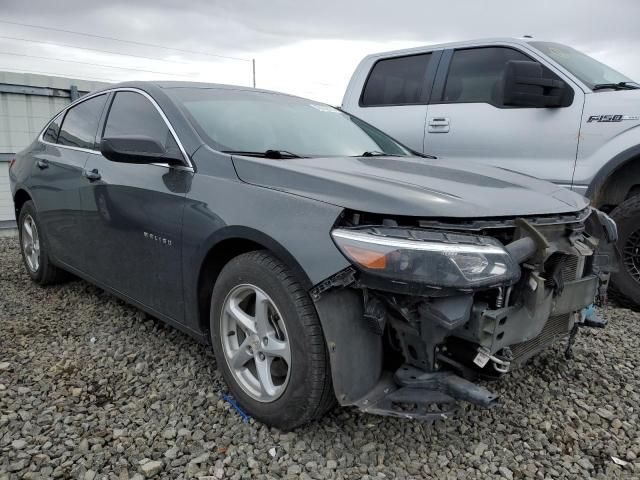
{"left": 361, "top": 53, "right": 433, "bottom": 106}
{"left": 57, "top": 94, "right": 108, "bottom": 149}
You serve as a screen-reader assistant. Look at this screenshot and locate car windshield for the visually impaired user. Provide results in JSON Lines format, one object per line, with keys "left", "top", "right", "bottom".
{"left": 531, "top": 41, "right": 635, "bottom": 90}
{"left": 166, "top": 88, "right": 412, "bottom": 158}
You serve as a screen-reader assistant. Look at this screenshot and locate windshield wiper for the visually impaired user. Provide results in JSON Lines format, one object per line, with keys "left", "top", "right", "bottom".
{"left": 358, "top": 150, "right": 437, "bottom": 159}
{"left": 359, "top": 150, "right": 399, "bottom": 157}
{"left": 222, "top": 149, "right": 304, "bottom": 159}
{"left": 592, "top": 81, "right": 640, "bottom": 91}
{"left": 410, "top": 149, "right": 437, "bottom": 159}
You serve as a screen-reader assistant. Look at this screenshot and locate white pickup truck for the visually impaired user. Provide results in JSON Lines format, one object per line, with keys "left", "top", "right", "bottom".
{"left": 342, "top": 37, "right": 640, "bottom": 306}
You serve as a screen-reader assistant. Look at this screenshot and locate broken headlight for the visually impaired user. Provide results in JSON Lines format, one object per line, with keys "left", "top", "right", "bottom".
{"left": 331, "top": 228, "right": 520, "bottom": 289}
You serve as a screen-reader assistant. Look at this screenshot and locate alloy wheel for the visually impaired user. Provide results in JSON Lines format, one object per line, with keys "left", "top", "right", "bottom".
{"left": 21, "top": 214, "right": 41, "bottom": 272}
{"left": 220, "top": 284, "right": 292, "bottom": 402}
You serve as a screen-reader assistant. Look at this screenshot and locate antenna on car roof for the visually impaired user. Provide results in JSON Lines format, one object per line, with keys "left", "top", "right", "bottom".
{"left": 523, "top": 35, "right": 533, "bottom": 38}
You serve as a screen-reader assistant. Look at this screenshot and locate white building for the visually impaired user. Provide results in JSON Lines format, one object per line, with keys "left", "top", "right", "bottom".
{"left": 0, "top": 72, "right": 108, "bottom": 228}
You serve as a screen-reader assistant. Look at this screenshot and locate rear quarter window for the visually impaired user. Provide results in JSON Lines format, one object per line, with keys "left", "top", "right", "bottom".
{"left": 42, "top": 114, "right": 62, "bottom": 143}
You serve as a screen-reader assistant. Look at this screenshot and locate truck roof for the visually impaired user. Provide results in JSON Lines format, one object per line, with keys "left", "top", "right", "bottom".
{"left": 362, "top": 37, "right": 548, "bottom": 60}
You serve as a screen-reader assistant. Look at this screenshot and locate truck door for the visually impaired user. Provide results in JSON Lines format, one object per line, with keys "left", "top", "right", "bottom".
{"left": 424, "top": 46, "right": 583, "bottom": 185}
{"left": 350, "top": 51, "right": 441, "bottom": 153}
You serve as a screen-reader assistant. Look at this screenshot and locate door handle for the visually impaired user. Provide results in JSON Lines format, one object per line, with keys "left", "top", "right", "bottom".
{"left": 428, "top": 117, "right": 450, "bottom": 133}
{"left": 36, "top": 159, "right": 49, "bottom": 169}
{"left": 83, "top": 168, "right": 102, "bottom": 182}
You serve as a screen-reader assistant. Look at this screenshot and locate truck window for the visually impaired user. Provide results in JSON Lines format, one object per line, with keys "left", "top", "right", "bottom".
{"left": 361, "top": 53, "right": 432, "bottom": 107}
{"left": 442, "top": 47, "right": 542, "bottom": 106}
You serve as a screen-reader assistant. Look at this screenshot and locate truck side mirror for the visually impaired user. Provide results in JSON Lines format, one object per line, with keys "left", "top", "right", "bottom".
{"left": 502, "top": 60, "right": 569, "bottom": 108}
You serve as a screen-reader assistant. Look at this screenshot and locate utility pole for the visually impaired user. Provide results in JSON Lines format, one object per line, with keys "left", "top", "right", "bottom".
{"left": 252, "top": 59, "right": 256, "bottom": 88}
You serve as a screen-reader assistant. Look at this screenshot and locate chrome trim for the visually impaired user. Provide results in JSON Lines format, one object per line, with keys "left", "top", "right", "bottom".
{"left": 38, "top": 87, "right": 194, "bottom": 171}
{"left": 150, "top": 162, "right": 195, "bottom": 172}
{"left": 40, "top": 142, "right": 103, "bottom": 156}
{"left": 332, "top": 228, "right": 507, "bottom": 255}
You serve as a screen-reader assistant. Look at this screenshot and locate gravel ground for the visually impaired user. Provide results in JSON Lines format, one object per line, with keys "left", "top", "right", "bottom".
{"left": 1, "top": 236, "right": 639, "bottom": 480}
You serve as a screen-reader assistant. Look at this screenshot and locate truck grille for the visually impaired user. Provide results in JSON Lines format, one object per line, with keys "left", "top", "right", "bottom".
{"left": 510, "top": 313, "right": 572, "bottom": 365}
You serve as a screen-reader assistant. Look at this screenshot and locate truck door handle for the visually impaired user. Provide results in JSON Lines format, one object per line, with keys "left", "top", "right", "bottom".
{"left": 428, "top": 117, "right": 450, "bottom": 133}
{"left": 83, "top": 168, "right": 101, "bottom": 182}
{"left": 36, "top": 159, "right": 49, "bottom": 169}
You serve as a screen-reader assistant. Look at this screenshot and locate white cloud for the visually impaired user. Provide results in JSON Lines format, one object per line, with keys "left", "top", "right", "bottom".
{"left": 0, "top": 0, "right": 638, "bottom": 103}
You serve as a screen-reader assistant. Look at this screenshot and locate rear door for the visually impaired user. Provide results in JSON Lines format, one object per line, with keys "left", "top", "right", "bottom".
{"left": 79, "top": 90, "right": 192, "bottom": 321}
{"left": 351, "top": 51, "right": 440, "bottom": 152}
{"left": 424, "top": 45, "right": 583, "bottom": 184}
{"left": 31, "top": 94, "right": 108, "bottom": 269}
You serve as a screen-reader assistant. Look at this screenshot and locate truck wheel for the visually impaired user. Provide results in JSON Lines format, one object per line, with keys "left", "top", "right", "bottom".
{"left": 18, "top": 201, "right": 67, "bottom": 285}
{"left": 610, "top": 195, "right": 640, "bottom": 309}
{"left": 210, "top": 251, "right": 335, "bottom": 430}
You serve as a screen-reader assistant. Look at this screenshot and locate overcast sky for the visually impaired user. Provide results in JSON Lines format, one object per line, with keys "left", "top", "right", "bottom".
{"left": 1, "top": 0, "right": 639, "bottom": 104}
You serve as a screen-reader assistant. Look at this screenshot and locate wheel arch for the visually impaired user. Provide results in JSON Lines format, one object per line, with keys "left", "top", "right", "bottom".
{"left": 13, "top": 188, "right": 33, "bottom": 220}
{"left": 586, "top": 145, "right": 640, "bottom": 209}
{"left": 195, "top": 226, "right": 314, "bottom": 335}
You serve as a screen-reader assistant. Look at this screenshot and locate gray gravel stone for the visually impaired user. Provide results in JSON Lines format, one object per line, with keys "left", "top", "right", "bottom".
{"left": 10, "top": 439, "right": 26, "bottom": 450}
{"left": 139, "top": 459, "right": 163, "bottom": 477}
{"left": 1, "top": 236, "right": 639, "bottom": 479}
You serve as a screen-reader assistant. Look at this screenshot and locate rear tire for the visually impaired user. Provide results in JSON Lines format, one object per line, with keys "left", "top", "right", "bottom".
{"left": 18, "top": 201, "right": 67, "bottom": 285}
{"left": 210, "top": 251, "right": 335, "bottom": 430}
{"left": 610, "top": 196, "right": 640, "bottom": 310}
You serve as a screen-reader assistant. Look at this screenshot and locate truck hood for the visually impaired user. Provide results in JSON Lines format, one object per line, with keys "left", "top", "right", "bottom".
{"left": 232, "top": 155, "right": 589, "bottom": 218}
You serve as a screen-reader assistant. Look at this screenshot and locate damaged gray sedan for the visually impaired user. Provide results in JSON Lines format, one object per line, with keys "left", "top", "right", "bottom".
{"left": 10, "top": 82, "right": 617, "bottom": 430}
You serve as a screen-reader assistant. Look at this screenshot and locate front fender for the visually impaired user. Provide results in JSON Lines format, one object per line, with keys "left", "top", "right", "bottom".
{"left": 180, "top": 169, "right": 351, "bottom": 333}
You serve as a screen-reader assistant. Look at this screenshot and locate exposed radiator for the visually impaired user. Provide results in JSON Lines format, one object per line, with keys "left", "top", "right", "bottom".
{"left": 510, "top": 313, "right": 573, "bottom": 365}
{"left": 544, "top": 254, "right": 581, "bottom": 289}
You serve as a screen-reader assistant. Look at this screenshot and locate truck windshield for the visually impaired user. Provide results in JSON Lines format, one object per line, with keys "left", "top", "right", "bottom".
{"left": 166, "top": 88, "right": 412, "bottom": 158}
{"left": 531, "top": 41, "right": 635, "bottom": 90}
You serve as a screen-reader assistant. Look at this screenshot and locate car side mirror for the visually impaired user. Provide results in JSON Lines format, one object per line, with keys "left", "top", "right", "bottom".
{"left": 502, "top": 60, "right": 569, "bottom": 108}
{"left": 100, "top": 135, "right": 184, "bottom": 165}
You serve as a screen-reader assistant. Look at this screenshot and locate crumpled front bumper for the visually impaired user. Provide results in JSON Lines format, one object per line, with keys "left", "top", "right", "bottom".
{"left": 314, "top": 208, "right": 618, "bottom": 420}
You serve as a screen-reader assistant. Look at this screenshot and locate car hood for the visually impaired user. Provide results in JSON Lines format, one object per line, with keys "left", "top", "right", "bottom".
{"left": 232, "top": 155, "right": 589, "bottom": 218}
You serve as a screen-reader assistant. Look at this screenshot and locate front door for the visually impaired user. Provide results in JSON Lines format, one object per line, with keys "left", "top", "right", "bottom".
{"left": 424, "top": 46, "right": 583, "bottom": 185}
{"left": 79, "top": 90, "right": 192, "bottom": 321}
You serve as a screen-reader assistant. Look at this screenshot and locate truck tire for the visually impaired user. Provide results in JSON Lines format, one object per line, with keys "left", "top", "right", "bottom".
{"left": 610, "top": 195, "right": 640, "bottom": 309}
{"left": 210, "top": 251, "right": 335, "bottom": 430}
{"left": 18, "top": 200, "right": 68, "bottom": 285}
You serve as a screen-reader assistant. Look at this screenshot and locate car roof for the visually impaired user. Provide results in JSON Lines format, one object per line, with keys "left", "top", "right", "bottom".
{"left": 94, "top": 80, "right": 301, "bottom": 98}
{"left": 362, "top": 37, "right": 551, "bottom": 59}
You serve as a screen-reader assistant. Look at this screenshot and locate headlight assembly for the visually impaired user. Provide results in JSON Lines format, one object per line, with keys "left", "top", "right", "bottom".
{"left": 331, "top": 228, "right": 520, "bottom": 289}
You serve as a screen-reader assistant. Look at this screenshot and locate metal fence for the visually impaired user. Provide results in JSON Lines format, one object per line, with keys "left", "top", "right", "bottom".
{"left": 0, "top": 71, "right": 108, "bottom": 225}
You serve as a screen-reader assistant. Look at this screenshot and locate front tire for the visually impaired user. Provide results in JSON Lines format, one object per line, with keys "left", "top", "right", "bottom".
{"left": 210, "top": 251, "right": 335, "bottom": 430}
{"left": 18, "top": 201, "right": 67, "bottom": 285}
{"left": 610, "top": 195, "right": 640, "bottom": 309}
